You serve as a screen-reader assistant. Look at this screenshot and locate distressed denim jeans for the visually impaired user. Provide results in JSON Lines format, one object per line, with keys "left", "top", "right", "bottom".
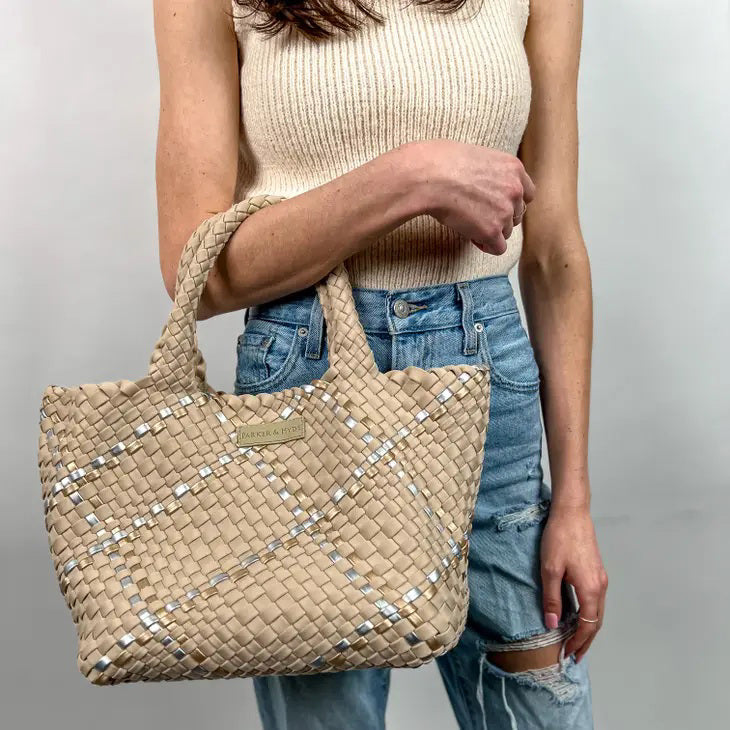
{"left": 234, "top": 274, "right": 594, "bottom": 730}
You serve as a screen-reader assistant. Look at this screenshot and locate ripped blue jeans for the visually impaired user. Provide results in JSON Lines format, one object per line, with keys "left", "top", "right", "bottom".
{"left": 234, "top": 274, "right": 594, "bottom": 729}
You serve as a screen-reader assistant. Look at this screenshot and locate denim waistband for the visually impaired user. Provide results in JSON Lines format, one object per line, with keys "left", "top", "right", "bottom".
{"left": 246, "top": 274, "right": 518, "bottom": 360}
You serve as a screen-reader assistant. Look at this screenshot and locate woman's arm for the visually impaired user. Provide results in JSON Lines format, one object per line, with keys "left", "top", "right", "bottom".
{"left": 518, "top": 0, "right": 608, "bottom": 662}
{"left": 153, "top": 0, "right": 431, "bottom": 320}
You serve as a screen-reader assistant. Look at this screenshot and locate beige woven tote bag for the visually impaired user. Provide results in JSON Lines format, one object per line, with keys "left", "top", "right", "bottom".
{"left": 38, "top": 195, "right": 491, "bottom": 685}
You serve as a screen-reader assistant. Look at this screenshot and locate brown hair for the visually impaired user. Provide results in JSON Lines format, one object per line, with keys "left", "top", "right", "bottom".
{"left": 232, "top": 0, "right": 474, "bottom": 41}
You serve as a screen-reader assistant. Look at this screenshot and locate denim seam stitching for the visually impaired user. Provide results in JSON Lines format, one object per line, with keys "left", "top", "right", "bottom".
{"left": 447, "top": 645, "right": 491, "bottom": 730}
{"left": 234, "top": 326, "right": 303, "bottom": 392}
{"left": 477, "top": 328, "right": 541, "bottom": 392}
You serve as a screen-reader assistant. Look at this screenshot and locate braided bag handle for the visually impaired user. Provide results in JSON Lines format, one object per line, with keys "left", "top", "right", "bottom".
{"left": 148, "top": 195, "right": 379, "bottom": 393}
{"left": 168, "top": 211, "right": 219, "bottom": 389}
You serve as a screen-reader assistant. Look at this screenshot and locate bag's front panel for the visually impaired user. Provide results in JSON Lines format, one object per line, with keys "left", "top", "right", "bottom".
{"left": 40, "top": 359, "right": 489, "bottom": 683}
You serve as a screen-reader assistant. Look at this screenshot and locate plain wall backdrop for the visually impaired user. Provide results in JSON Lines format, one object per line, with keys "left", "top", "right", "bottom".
{"left": 2, "top": 1, "right": 728, "bottom": 728}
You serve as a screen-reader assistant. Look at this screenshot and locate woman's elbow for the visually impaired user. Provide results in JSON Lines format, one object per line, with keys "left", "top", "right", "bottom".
{"left": 161, "top": 255, "right": 227, "bottom": 321}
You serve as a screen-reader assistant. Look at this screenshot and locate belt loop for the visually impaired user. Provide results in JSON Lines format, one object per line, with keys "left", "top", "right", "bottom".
{"left": 456, "top": 281, "right": 478, "bottom": 356}
{"left": 305, "top": 290, "right": 325, "bottom": 360}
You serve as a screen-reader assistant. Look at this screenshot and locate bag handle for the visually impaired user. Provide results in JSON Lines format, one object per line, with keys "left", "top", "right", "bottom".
{"left": 147, "top": 195, "right": 379, "bottom": 393}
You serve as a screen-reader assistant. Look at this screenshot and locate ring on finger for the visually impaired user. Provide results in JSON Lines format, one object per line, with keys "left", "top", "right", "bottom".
{"left": 578, "top": 615, "right": 600, "bottom": 624}
{"left": 513, "top": 200, "right": 527, "bottom": 224}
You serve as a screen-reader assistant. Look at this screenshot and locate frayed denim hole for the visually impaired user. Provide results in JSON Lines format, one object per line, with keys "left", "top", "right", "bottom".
{"left": 489, "top": 499, "right": 551, "bottom": 532}
{"left": 476, "top": 640, "right": 587, "bottom": 707}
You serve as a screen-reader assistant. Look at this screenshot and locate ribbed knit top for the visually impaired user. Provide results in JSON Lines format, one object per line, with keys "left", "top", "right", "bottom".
{"left": 231, "top": 0, "right": 532, "bottom": 289}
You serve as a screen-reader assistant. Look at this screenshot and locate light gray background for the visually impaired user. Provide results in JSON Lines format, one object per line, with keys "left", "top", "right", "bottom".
{"left": 2, "top": 1, "right": 728, "bottom": 728}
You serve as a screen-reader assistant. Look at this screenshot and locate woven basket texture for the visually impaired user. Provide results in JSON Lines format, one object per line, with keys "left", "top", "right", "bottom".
{"left": 37, "top": 196, "right": 491, "bottom": 684}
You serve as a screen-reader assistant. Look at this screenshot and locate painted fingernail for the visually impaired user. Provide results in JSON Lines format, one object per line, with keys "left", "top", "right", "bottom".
{"left": 545, "top": 612, "right": 559, "bottom": 629}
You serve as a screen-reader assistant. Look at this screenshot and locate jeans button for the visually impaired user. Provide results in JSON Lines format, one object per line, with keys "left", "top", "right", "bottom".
{"left": 393, "top": 298, "right": 410, "bottom": 318}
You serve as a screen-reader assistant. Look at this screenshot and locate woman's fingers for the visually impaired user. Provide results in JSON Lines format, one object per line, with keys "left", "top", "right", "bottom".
{"left": 564, "top": 581, "right": 602, "bottom": 660}
{"left": 512, "top": 198, "right": 527, "bottom": 226}
{"left": 518, "top": 166, "right": 536, "bottom": 203}
{"left": 540, "top": 563, "right": 564, "bottom": 631}
{"left": 574, "top": 568, "right": 608, "bottom": 662}
{"left": 502, "top": 216, "right": 515, "bottom": 241}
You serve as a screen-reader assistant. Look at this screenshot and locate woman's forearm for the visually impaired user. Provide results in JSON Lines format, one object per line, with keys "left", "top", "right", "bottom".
{"left": 197, "top": 142, "right": 431, "bottom": 320}
{"left": 518, "top": 240, "right": 593, "bottom": 510}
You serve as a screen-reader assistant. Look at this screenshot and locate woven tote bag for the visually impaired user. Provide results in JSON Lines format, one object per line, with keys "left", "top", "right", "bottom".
{"left": 37, "top": 195, "right": 492, "bottom": 685}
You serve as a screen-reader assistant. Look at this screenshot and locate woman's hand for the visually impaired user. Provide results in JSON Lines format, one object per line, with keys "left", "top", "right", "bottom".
{"left": 410, "top": 139, "right": 536, "bottom": 255}
{"left": 540, "top": 500, "right": 608, "bottom": 663}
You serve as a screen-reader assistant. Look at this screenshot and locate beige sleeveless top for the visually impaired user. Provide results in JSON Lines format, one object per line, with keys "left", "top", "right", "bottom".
{"left": 231, "top": 0, "right": 532, "bottom": 289}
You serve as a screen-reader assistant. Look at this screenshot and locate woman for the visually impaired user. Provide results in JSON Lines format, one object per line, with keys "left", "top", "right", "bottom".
{"left": 153, "top": 0, "right": 607, "bottom": 727}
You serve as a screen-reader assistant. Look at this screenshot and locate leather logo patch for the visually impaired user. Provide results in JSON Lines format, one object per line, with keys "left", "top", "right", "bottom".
{"left": 236, "top": 417, "right": 305, "bottom": 447}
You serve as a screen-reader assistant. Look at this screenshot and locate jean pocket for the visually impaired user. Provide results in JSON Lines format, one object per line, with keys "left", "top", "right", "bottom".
{"left": 477, "top": 311, "right": 541, "bottom": 392}
{"left": 234, "top": 318, "right": 303, "bottom": 394}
